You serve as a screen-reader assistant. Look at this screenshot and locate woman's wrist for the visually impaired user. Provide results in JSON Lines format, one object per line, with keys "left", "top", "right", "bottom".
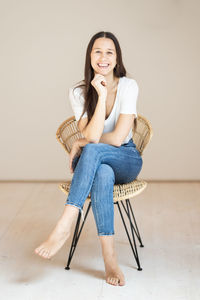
{"left": 98, "top": 93, "right": 107, "bottom": 102}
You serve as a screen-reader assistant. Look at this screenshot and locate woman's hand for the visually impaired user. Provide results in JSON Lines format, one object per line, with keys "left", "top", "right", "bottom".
{"left": 69, "top": 141, "right": 82, "bottom": 174}
{"left": 91, "top": 74, "right": 107, "bottom": 99}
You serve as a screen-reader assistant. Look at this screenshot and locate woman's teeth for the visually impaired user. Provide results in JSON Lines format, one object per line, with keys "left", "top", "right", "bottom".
{"left": 97, "top": 63, "right": 109, "bottom": 68}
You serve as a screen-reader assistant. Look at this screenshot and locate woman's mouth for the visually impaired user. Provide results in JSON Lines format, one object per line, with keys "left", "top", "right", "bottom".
{"left": 97, "top": 63, "right": 109, "bottom": 69}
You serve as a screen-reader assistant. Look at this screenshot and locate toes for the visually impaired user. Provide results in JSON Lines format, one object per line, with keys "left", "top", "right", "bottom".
{"left": 106, "top": 276, "right": 125, "bottom": 286}
{"left": 35, "top": 246, "right": 42, "bottom": 254}
{"left": 34, "top": 242, "right": 52, "bottom": 259}
{"left": 47, "top": 251, "right": 52, "bottom": 259}
{"left": 114, "top": 278, "right": 119, "bottom": 286}
{"left": 111, "top": 278, "right": 117, "bottom": 285}
{"left": 34, "top": 245, "right": 53, "bottom": 260}
{"left": 107, "top": 277, "right": 119, "bottom": 286}
{"left": 43, "top": 251, "right": 49, "bottom": 259}
{"left": 39, "top": 248, "right": 46, "bottom": 257}
{"left": 36, "top": 247, "right": 49, "bottom": 259}
{"left": 106, "top": 277, "right": 112, "bottom": 285}
{"left": 35, "top": 247, "right": 43, "bottom": 256}
{"left": 119, "top": 278, "right": 125, "bottom": 286}
{"left": 113, "top": 277, "right": 119, "bottom": 286}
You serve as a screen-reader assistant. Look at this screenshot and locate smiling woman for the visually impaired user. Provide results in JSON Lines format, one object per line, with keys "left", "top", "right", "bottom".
{"left": 35, "top": 31, "right": 143, "bottom": 287}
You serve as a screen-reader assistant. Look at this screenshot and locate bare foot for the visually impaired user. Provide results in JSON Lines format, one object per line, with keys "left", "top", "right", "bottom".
{"left": 104, "top": 253, "right": 125, "bottom": 286}
{"left": 34, "top": 221, "right": 70, "bottom": 259}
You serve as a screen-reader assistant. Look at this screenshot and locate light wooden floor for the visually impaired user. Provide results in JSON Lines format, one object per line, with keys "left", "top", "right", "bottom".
{"left": 0, "top": 182, "right": 200, "bottom": 300}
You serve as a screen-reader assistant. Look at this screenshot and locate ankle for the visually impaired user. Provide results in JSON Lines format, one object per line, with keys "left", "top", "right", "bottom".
{"left": 100, "top": 238, "right": 116, "bottom": 257}
{"left": 103, "top": 250, "right": 118, "bottom": 264}
{"left": 58, "top": 205, "right": 79, "bottom": 227}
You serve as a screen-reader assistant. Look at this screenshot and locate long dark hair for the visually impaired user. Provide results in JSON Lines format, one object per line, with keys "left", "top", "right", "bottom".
{"left": 73, "top": 31, "right": 137, "bottom": 132}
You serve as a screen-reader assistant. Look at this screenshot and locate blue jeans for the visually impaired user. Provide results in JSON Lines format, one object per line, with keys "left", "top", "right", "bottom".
{"left": 65, "top": 138, "right": 143, "bottom": 236}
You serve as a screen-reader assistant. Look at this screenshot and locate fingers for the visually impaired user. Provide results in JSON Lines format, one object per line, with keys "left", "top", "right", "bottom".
{"left": 92, "top": 74, "right": 107, "bottom": 84}
{"left": 101, "top": 80, "right": 106, "bottom": 86}
{"left": 94, "top": 73, "right": 105, "bottom": 79}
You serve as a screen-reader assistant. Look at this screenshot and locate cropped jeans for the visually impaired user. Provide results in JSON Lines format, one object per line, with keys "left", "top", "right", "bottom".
{"left": 65, "top": 138, "right": 143, "bottom": 236}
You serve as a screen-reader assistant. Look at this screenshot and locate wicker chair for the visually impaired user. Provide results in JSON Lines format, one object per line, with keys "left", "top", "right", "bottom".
{"left": 56, "top": 114, "right": 153, "bottom": 271}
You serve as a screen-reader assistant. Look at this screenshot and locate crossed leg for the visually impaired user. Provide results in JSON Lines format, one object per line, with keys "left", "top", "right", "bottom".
{"left": 90, "top": 163, "right": 125, "bottom": 286}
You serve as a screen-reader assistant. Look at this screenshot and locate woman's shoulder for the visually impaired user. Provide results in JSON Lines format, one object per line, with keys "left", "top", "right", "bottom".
{"left": 69, "top": 80, "right": 85, "bottom": 98}
{"left": 120, "top": 76, "right": 139, "bottom": 94}
{"left": 120, "top": 76, "right": 138, "bottom": 87}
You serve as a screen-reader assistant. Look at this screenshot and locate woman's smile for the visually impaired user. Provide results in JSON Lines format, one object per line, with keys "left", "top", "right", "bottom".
{"left": 97, "top": 63, "right": 110, "bottom": 69}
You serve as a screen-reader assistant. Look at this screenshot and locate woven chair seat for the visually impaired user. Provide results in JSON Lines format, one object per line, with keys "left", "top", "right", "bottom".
{"left": 59, "top": 178, "right": 147, "bottom": 202}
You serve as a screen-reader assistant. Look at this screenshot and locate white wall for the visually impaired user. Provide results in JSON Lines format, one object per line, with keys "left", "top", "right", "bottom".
{"left": 0, "top": 0, "right": 199, "bottom": 181}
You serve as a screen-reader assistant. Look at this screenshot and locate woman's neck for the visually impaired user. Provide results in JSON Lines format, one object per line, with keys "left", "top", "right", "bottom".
{"left": 105, "top": 73, "right": 119, "bottom": 92}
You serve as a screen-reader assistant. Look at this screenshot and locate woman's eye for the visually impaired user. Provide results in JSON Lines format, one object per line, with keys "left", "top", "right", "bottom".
{"left": 95, "top": 51, "right": 113, "bottom": 54}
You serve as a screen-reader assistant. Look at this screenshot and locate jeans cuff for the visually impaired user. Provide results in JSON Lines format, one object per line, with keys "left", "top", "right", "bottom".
{"left": 98, "top": 232, "right": 115, "bottom": 236}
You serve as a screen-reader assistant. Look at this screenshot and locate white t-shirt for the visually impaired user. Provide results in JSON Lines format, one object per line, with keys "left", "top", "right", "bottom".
{"left": 69, "top": 76, "right": 139, "bottom": 144}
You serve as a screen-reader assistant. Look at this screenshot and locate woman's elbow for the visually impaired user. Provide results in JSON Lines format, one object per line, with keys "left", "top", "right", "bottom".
{"left": 84, "top": 132, "right": 99, "bottom": 144}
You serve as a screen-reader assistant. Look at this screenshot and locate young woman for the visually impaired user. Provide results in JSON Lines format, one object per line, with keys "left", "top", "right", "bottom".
{"left": 35, "top": 31, "right": 143, "bottom": 287}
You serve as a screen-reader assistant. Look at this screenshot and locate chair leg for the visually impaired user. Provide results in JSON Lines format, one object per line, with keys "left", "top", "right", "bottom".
{"left": 65, "top": 201, "right": 91, "bottom": 270}
{"left": 122, "top": 199, "right": 144, "bottom": 247}
{"left": 115, "top": 199, "right": 143, "bottom": 271}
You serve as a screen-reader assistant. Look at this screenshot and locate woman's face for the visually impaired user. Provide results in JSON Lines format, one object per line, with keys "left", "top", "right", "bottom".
{"left": 90, "top": 37, "right": 117, "bottom": 76}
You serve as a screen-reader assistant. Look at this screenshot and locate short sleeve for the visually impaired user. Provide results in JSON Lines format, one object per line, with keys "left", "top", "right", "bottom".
{"left": 69, "top": 87, "right": 88, "bottom": 121}
{"left": 120, "top": 79, "right": 139, "bottom": 117}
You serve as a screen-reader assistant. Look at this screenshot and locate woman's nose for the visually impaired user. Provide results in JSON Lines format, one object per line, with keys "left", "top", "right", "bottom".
{"left": 100, "top": 53, "right": 108, "bottom": 59}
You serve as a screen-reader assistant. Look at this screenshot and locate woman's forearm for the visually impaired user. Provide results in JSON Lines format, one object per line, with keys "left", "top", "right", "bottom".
{"left": 83, "top": 96, "right": 106, "bottom": 143}
{"left": 99, "top": 131, "right": 119, "bottom": 147}
{"left": 76, "top": 131, "right": 119, "bottom": 148}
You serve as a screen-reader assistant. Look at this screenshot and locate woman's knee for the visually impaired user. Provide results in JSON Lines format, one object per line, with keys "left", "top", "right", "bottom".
{"left": 92, "top": 164, "right": 115, "bottom": 187}
{"left": 81, "top": 142, "right": 100, "bottom": 158}
{"left": 83, "top": 142, "right": 98, "bottom": 150}
{"left": 82, "top": 142, "right": 109, "bottom": 154}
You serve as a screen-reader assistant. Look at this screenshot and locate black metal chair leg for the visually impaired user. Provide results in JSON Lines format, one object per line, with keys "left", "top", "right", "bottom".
{"left": 125, "top": 199, "right": 142, "bottom": 270}
{"left": 65, "top": 201, "right": 91, "bottom": 270}
{"left": 120, "top": 199, "right": 144, "bottom": 247}
{"left": 127, "top": 199, "right": 144, "bottom": 247}
{"left": 116, "top": 200, "right": 143, "bottom": 270}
